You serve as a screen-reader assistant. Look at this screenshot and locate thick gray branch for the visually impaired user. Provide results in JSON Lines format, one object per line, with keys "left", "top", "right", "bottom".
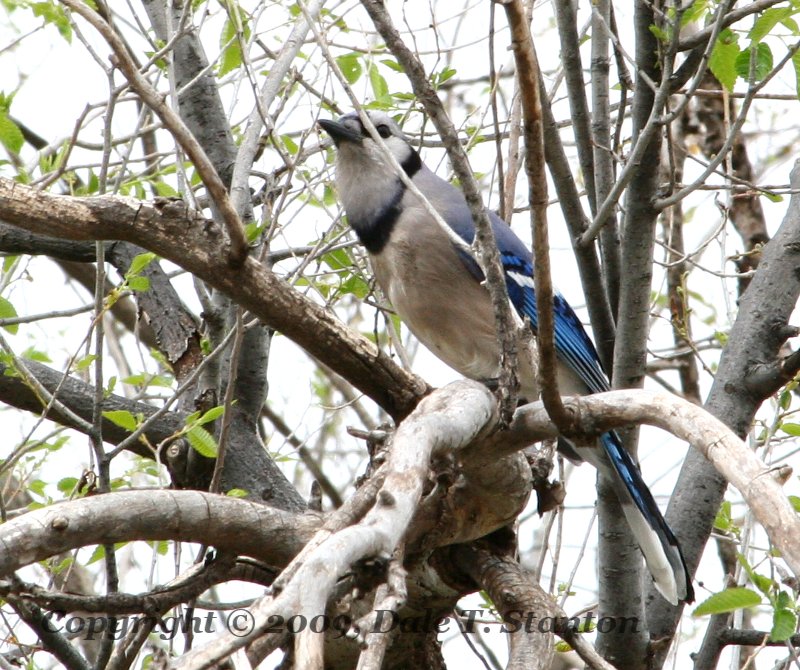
{"left": 0, "top": 354, "right": 305, "bottom": 508}
{"left": 0, "top": 490, "right": 318, "bottom": 576}
{"left": 0, "top": 179, "right": 428, "bottom": 420}
{"left": 646, "top": 160, "right": 800, "bottom": 663}
{"left": 487, "top": 389, "right": 800, "bottom": 581}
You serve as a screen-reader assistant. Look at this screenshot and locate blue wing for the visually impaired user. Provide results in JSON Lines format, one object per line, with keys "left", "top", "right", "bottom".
{"left": 500, "top": 250, "right": 610, "bottom": 395}
{"left": 451, "top": 209, "right": 609, "bottom": 395}
{"left": 445, "top": 207, "right": 693, "bottom": 604}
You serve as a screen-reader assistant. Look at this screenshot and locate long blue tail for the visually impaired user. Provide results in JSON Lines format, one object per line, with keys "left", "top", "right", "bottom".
{"left": 483, "top": 210, "right": 693, "bottom": 603}
{"left": 590, "top": 432, "right": 693, "bottom": 604}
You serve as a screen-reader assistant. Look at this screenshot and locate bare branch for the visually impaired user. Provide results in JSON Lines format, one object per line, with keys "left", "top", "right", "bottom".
{"left": 0, "top": 179, "right": 428, "bottom": 420}
{"left": 359, "top": 0, "right": 521, "bottom": 421}
{"left": 175, "top": 381, "right": 500, "bottom": 669}
{"left": 0, "top": 490, "right": 318, "bottom": 576}
{"left": 500, "top": 0, "right": 572, "bottom": 434}
{"left": 229, "top": 0, "right": 323, "bottom": 216}
{"left": 489, "top": 389, "right": 800, "bottom": 579}
{"left": 452, "top": 544, "right": 555, "bottom": 670}
{"left": 647, "top": 159, "right": 800, "bottom": 658}
{"left": 59, "top": 0, "right": 249, "bottom": 267}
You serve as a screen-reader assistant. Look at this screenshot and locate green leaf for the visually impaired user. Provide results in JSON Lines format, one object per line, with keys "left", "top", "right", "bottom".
{"left": 322, "top": 247, "right": 352, "bottom": 271}
{"left": 22, "top": 347, "right": 51, "bottom": 363}
{"left": 86, "top": 542, "right": 126, "bottom": 565}
{"left": 218, "top": 11, "right": 250, "bottom": 77}
{"left": 681, "top": 0, "right": 709, "bottom": 27}
{"left": 28, "top": 479, "right": 46, "bottom": 497}
{"left": 771, "top": 608, "right": 797, "bottom": 642}
{"left": 649, "top": 24, "right": 670, "bottom": 43}
{"left": 49, "top": 556, "right": 74, "bottom": 575}
{"left": 87, "top": 544, "right": 105, "bottom": 564}
{"left": 792, "top": 50, "right": 800, "bottom": 99}
{"left": 197, "top": 406, "right": 225, "bottom": 425}
{"left": 184, "top": 410, "right": 201, "bottom": 424}
{"left": 57, "top": 477, "right": 79, "bottom": 494}
{"left": 435, "top": 66, "right": 457, "bottom": 86}
{"left": 148, "top": 539, "right": 169, "bottom": 556}
{"left": 121, "top": 373, "right": 172, "bottom": 388}
{"left": 2, "top": 255, "right": 18, "bottom": 274}
{"left": 0, "top": 112, "right": 24, "bottom": 154}
{"left": 713, "top": 500, "right": 733, "bottom": 532}
{"left": 102, "top": 410, "right": 138, "bottom": 432}
{"left": 245, "top": 222, "right": 265, "bottom": 243}
{"left": 46, "top": 435, "right": 69, "bottom": 452}
{"left": 281, "top": 134, "right": 298, "bottom": 155}
{"left": 0, "top": 296, "right": 19, "bottom": 334}
{"left": 339, "top": 274, "right": 369, "bottom": 299}
{"left": 781, "top": 422, "right": 800, "bottom": 436}
{"left": 226, "top": 488, "right": 248, "bottom": 498}
{"left": 777, "top": 590, "right": 793, "bottom": 610}
{"left": 782, "top": 17, "right": 800, "bottom": 36}
{"left": 735, "top": 42, "right": 774, "bottom": 82}
{"left": 128, "top": 252, "right": 157, "bottom": 276}
{"left": 30, "top": 1, "right": 72, "bottom": 41}
{"left": 789, "top": 495, "right": 800, "bottom": 513}
{"left": 752, "top": 572, "right": 775, "bottom": 594}
{"left": 368, "top": 63, "right": 389, "bottom": 103}
{"left": 144, "top": 50, "right": 168, "bottom": 73}
{"left": 126, "top": 275, "right": 150, "bottom": 292}
{"left": 74, "top": 354, "right": 97, "bottom": 372}
{"left": 323, "top": 183, "right": 337, "bottom": 206}
{"left": 80, "top": 169, "right": 97, "bottom": 193}
{"left": 380, "top": 58, "right": 404, "bottom": 73}
{"left": 749, "top": 7, "right": 794, "bottom": 43}
{"left": 692, "top": 588, "right": 762, "bottom": 616}
{"left": 737, "top": 553, "right": 775, "bottom": 595}
{"left": 152, "top": 181, "right": 178, "bottom": 197}
{"left": 186, "top": 425, "right": 218, "bottom": 458}
{"left": 709, "top": 29, "right": 741, "bottom": 91}
{"left": 336, "top": 53, "right": 363, "bottom": 84}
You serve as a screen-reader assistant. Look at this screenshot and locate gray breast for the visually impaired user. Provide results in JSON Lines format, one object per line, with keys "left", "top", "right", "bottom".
{"left": 368, "top": 201, "right": 503, "bottom": 382}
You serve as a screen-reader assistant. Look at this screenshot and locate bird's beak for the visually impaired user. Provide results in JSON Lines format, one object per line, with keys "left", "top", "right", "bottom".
{"left": 318, "top": 119, "right": 362, "bottom": 146}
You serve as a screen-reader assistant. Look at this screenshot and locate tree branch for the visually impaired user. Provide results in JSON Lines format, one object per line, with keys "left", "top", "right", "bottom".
{"left": 485, "top": 388, "right": 800, "bottom": 580}
{"left": 500, "top": 0, "right": 571, "bottom": 434}
{"left": 59, "top": 0, "right": 249, "bottom": 267}
{"left": 359, "top": 0, "right": 522, "bottom": 420}
{"left": 646, "top": 159, "right": 800, "bottom": 664}
{"left": 452, "top": 544, "right": 555, "bottom": 670}
{"left": 175, "top": 381, "right": 502, "bottom": 669}
{"left": 0, "top": 490, "right": 318, "bottom": 576}
{"left": 0, "top": 356, "right": 305, "bottom": 509}
{"left": 0, "top": 179, "right": 428, "bottom": 420}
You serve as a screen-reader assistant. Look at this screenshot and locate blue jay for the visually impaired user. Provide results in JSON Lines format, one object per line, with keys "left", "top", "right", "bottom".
{"left": 319, "top": 110, "right": 693, "bottom": 605}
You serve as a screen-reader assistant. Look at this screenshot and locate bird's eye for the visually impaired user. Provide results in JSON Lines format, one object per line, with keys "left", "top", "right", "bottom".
{"left": 376, "top": 124, "right": 392, "bottom": 139}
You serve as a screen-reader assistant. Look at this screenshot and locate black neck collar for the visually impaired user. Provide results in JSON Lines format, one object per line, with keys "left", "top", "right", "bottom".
{"left": 349, "top": 149, "right": 422, "bottom": 254}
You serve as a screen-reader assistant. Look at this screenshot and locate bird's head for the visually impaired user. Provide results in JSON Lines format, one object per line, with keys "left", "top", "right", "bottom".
{"left": 318, "top": 111, "right": 419, "bottom": 182}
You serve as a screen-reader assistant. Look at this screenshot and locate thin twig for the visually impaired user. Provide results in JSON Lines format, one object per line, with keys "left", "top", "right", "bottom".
{"left": 59, "top": 0, "right": 249, "bottom": 267}
{"left": 208, "top": 309, "right": 245, "bottom": 494}
{"left": 359, "top": 0, "right": 521, "bottom": 422}
{"left": 500, "top": 0, "right": 573, "bottom": 432}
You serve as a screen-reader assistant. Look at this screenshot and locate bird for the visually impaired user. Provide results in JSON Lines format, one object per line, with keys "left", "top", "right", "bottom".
{"left": 318, "top": 109, "right": 694, "bottom": 605}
